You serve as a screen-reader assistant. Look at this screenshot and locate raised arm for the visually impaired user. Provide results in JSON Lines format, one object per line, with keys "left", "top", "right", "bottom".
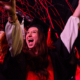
{"left": 60, "top": 0, "right": 80, "bottom": 53}
{"left": 73, "top": 0, "right": 80, "bottom": 17}
{"left": 0, "top": 0, "right": 23, "bottom": 57}
{"left": 0, "top": 0, "right": 17, "bottom": 22}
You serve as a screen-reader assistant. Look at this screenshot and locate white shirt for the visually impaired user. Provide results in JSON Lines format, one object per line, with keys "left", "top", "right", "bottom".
{"left": 60, "top": 16, "right": 79, "bottom": 53}
{"left": 5, "top": 20, "right": 23, "bottom": 57}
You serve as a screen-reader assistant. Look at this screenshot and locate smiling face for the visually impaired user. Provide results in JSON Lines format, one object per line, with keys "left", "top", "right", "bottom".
{"left": 26, "top": 27, "right": 38, "bottom": 49}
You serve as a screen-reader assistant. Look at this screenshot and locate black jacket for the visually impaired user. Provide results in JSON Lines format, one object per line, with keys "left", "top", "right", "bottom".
{"left": 0, "top": 38, "right": 76, "bottom": 80}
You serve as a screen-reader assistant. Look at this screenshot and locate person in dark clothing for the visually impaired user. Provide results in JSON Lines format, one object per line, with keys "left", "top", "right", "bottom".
{"left": 60, "top": 0, "right": 80, "bottom": 79}
{"left": 0, "top": 0, "right": 80, "bottom": 80}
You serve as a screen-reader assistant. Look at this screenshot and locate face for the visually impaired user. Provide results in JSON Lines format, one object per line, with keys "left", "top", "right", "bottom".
{"left": 26, "top": 27, "right": 38, "bottom": 49}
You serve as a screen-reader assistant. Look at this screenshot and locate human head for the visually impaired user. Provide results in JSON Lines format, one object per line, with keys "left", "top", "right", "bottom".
{"left": 26, "top": 27, "right": 38, "bottom": 49}
{"left": 25, "top": 25, "right": 48, "bottom": 54}
{"left": 25, "top": 17, "right": 49, "bottom": 50}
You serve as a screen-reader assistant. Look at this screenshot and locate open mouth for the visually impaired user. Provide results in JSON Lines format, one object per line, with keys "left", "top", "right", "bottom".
{"left": 28, "top": 39, "right": 34, "bottom": 43}
{"left": 27, "top": 39, "right": 34, "bottom": 48}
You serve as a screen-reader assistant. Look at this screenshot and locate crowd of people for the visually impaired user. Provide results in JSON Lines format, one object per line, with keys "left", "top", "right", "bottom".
{"left": 0, "top": 0, "right": 80, "bottom": 80}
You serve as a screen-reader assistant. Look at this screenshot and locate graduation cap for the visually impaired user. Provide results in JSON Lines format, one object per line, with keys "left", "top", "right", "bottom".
{"left": 27, "top": 17, "right": 50, "bottom": 39}
{"left": 28, "top": 17, "right": 58, "bottom": 41}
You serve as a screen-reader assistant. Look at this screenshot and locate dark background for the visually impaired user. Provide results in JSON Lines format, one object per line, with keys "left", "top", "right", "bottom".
{"left": 0, "top": 0, "right": 79, "bottom": 42}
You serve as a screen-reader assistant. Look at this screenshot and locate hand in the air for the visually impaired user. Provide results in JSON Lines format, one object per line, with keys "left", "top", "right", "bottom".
{"left": 0, "top": 0, "right": 17, "bottom": 22}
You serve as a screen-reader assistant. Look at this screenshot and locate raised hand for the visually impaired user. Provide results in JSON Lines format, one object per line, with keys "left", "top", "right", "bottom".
{"left": 0, "top": 0, "right": 17, "bottom": 22}
{"left": 78, "top": 0, "right": 80, "bottom": 5}
{"left": 72, "top": 0, "right": 80, "bottom": 17}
